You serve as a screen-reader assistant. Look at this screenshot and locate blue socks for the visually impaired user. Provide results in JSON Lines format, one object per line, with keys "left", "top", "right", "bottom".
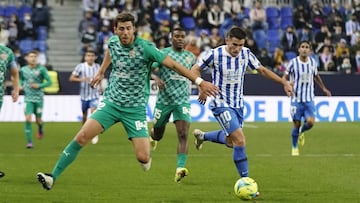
{"left": 291, "top": 127, "right": 299, "bottom": 148}
{"left": 233, "top": 146, "right": 248, "bottom": 177}
{"left": 204, "top": 130, "right": 226, "bottom": 145}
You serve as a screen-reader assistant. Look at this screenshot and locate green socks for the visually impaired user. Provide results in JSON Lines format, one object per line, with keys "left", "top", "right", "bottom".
{"left": 51, "top": 140, "right": 82, "bottom": 180}
{"left": 25, "top": 122, "right": 32, "bottom": 143}
{"left": 177, "top": 153, "right": 187, "bottom": 168}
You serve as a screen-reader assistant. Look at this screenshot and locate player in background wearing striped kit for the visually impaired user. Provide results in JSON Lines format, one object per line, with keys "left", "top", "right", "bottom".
{"left": 69, "top": 49, "right": 102, "bottom": 144}
{"left": 191, "top": 27, "right": 293, "bottom": 196}
{"left": 0, "top": 45, "right": 20, "bottom": 178}
{"left": 282, "top": 40, "right": 331, "bottom": 156}
{"left": 20, "top": 50, "right": 52, "bottom": 149}
{"left": 149, "top": 26, "right": 196, "bottom": 182}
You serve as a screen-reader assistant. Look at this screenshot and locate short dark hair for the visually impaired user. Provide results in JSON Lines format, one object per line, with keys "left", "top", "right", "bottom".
{"left": 227, "top": 26, "right": 246, "bottom": 40}
{"left": 114, "top": 12, "right": 135, "bottom": 26}
{"left": 298, "top": 40, "right": 312, "bottom": 49}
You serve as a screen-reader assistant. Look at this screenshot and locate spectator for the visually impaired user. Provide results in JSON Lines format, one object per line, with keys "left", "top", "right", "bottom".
{"left": 18, "top": 12, "right": 37, "bottom": 40}
{"left": 335, "top": 38, "right": 350, "bottom": 65}
{"left": 298, "top": 25, "right": 314, "bottom": 43}
{"left": 223, "top": 0, "right": 242, "bottom": 18}
{"left": 314, "top": 24, "right": 331, "bottom": 47}
{"left": 81, "top": 23, "right": 98, "bottom": 50}
{"left": 281, "top": 26, "right": 298, "bottom": 52}
{"left": 249, "top": 0, "right": 268, "bottom": 31}
{"left": 345, "top": 14, "right": 360, "bottom": 45}
{"left": 207, "top": 4, "right": 225, "bottom": 29}
{"left": 193, "top": 2, "right": 210, "bottom": 30}
{"left": 185, "top": 36, "right": 200, "bottom": 58}
{"left": 180, "top": 0, "right": 197, "bottom": 17}
{"left": 153, "top": 0, "right": 171, "bottom": 27}
{"left": 354, "top": 50, "right": 360, "bottom": 73}
{"left": 338, "top": 57, "right": 352, "bottom": 74}
{"left": 293, "top": 5, "right": 312, "bottom": 30}
{"left": 99, "top": 2, "right": 118, "bottom": 26}
{"left": 273, "top": 47, "right": 285, "bottom": 73}
{"left": 332, "top": 24, "right": 347, "bottom": 44}
{"left": 0, "top": 24, "right": 9, "bottom": 46}
{"left": 209, "top": 27, "right": 223, "bottom": 48}
{"left": 245, "top": 38, "right": 260, "bottom": 57}
{"left": 78, "top": 10, "right": 99, "bottom": 36}
{"left": 318, "top": 45, "right": 336, "bottom": 71}
{"left": 82, "top": 0, "right": 100, "bottom": 13}
{"left": 310, "top": 2, "right": 325, "bottom": 29}
{"left": 258, "top": 48, "right": 274, "bottom": 70}
{"left": 31, "top": 0, "right": 51, "bottom": 30}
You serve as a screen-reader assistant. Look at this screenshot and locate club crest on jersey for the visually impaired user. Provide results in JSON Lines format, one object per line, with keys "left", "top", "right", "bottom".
{"left": 1, "top": 53, "right": 8, "bottom": 60}
{"left": 129, "top": 50, "right": 135, "bottom": 58}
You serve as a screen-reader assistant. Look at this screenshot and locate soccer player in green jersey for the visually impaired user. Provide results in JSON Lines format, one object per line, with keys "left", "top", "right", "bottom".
{"left": 0, "top": 45, "right": 20, "bottom": 178}
{"left": 36, "top": 12, "right": 218, "bottom": 190}
{"left": 149, "top": 26, "right": 195, "bottom": 182}
{"left": 20, "top": 50, "right": 52, "bottom": 148}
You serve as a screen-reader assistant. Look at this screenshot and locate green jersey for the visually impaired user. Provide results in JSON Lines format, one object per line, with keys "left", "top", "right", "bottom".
{"left": 20, "top": 65, "right": 52, "bottom": 102}
{"left": 104, "top": 36, "right": 166, "bottom": 107}
{"left": 0, "top": 45, "right": 17, "bottom": 102}
{"left": 155, "top": 47, "right": 195, "bottom": 105}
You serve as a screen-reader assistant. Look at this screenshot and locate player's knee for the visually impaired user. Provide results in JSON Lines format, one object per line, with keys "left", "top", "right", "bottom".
{"left": 137, "top": 153, "right": 151, "bottom": 164}
{"left": 75, "top": 131, "right": 90, "bottom": 145}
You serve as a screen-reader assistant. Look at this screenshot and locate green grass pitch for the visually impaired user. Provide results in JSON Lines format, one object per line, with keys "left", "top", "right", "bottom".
{"left": 0, "top": 122, "right": 359, "bottom": 203}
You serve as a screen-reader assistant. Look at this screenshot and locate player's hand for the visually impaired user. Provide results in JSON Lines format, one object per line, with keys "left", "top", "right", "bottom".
{"left": 30, "top": 83, "right": 40, "bottom": 89}
{"left": 198, "top": 81, "right": 219, "bottom": 98}
{"left": 11, "top": 90, "right": 19, "bottom": 102}
{"left": 154, "top": 77, "right": 165, "bottom": 90}
{"left": 91, "top": 73, "right": 104, "bottom": 88}
{"left": 197, "top": 91, "right": 207, "bottom": 105}
{"left": 323, "top": 88, "right": 331, "bottom": 96}
{"left": 283, "top": 81, "right": 294, "bottom": 97}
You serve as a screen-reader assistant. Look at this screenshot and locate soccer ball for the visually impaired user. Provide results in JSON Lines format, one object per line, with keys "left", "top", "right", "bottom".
{"left": 234, "top": 177, "right": 258, "bottom": 200}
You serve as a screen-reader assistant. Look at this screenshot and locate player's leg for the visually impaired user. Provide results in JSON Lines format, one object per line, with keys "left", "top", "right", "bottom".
{"left": 24, "top": 102, "right": 34, "bottom": 148}
{"left": 37, "top": 100, "right": 115, "bottom": 190}
{"left": 35, "top": 102, "right": 44, "bottom": 139}
{"left": 89, "top": 99, "right": 99, "bottom": 144}
{"left": 81, "top": 100, "right": 89, "bottom": 125}
{"left": 122, "top": 106, "right": 152, "bottom": 171}
{"left": 150, "top": 104, "right": 171, "bottom": 150}
{"left": 299, "top": 102, "right": 315, "bottom": 134}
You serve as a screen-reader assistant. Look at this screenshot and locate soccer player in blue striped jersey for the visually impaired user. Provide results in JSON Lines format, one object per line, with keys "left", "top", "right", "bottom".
{"left": 69, "top": 49, "right": 102, "bottom": 144}
{"left": 0, "top": 45, "right": 19, "bottom": 178}
{"left": 36, "top": 12, "right": 218, "bottom": 190}
{"left": 191, "top": 26, "right": 293, "bottom": 184}
{"left": 282, "top": 40, "right": 331, "bottom": 156}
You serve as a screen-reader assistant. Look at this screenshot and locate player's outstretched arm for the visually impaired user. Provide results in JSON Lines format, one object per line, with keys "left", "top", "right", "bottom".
{"left": 162, "top": 56, "right": 219, "bottom": 97}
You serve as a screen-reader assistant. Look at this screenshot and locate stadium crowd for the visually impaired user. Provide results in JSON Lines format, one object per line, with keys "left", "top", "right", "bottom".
{"left": 0, "top": 0, "right": 359, "bottom": 75}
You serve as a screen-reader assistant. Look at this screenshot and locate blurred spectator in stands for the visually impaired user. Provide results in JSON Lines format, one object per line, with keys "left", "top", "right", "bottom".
{"left": 315, "top": 24, "right": 331, "bottom": 47}
{"left": 96, "top": 22, "right": 112, "bottom": 61}
{"left": 137, "top": 18, "right": 152, "bottom": 41}
{"left": 354, "top": 50, "right": 360, "bottom": 73}
{"left": 185, "top": 36, "right": 200, "bottom": 58}
{"left": 220, "top": 10, "right": 244, "bottom": 37}
{"left": 335, "top": 38, "right": 350, "bottom": 65}
{"left": 293, "top": 5, "right": 311, "bottom": 30}
{"left": 316, "top": 36, "right": 335, "bottom": 56}
{"left": 258, "top": 48, "right": 274, "bottom": 70}
{"left": 327, "top": 2, "right": 343, "bottom": 19}
{"left": 34, "top": 48, "right": 47, "bottom": 66}
{"left": 78, "top": 10, "right": 99, "bottom": 36}
{"left": 193, "top": 2, "right": 210, "bottom": 30}
{"left": 345, "top": 14, "right": 360, "bottom": 45}
{"left": 165, "top": 0, "right": 182, "bottom": 8}
{"left": 245, "top": 38, "right": 260, "bottom": 57}
{"left": 123, "top": 1, "right": 139, "bottom": 23}
{"left": 0, "top": 23, "right": 9, "bottom": 46}
{"left": 319, "top": 45, "right": 336, "bottom": 71}
{"left": 328, "top": 14, "right": 344, "bottom": 33}
{"left": 281, "top": 26, "right": 298, "bottom": 52}
{"left": 99, "top": 2, "right": 118, "bottom": 27}
{"left": 343, "top": 3, "right": 354, "bottom": 21}
{"left": 6, "top": 14, "right": 20, "bottom": 41}
{"left": 298, "top": 25, "right": 313, "bottom": 43}
{"left": 82, "top": 0, "right": 99, "bottom": 14}
{"left": 196, "top": 29, "right": 210, "bottom": 51}
{"left": 249, "top": 0, "right": 268, "bottom": 31}
{"left": 18, "top": 12, "right": 37, "bottom": 40}
{"left": 153, "top": 24, "right": 170, "bottom": 47}
{"left": 310, "top": 2, "right": 325, "bottom": 29}
{"left": 181, "top": 0, "right": 197, "bottom": 17}
{"left": 332, "top": 24, "right": 347, "bottom": 44}
{"left": 81, "top": 23, "right": 98, "bottom": 50}
{"left": 13, "top": 46, "right": 27, "bottom": 67}
{"left": 223, "top": 0, "right": 242, "bottom": 19}
{"left": 156, "top": 37, "right": 167, "bottom": 49}
{"left": 154, "top": 0, "right": 171, "bottom": 27}
{"left": 31, "top": 0, "right": 51, "bottom": 30}
{"left": 338, "top": 57, "right": 352, "bottom": 74}
{"left": 273, "top": 47, "right": 285, "bottom": 73}
{"left": 350, "top": 34, "right": 360, "bottom": 60}
{"left": 207, "top": 4, "right": 225, "bottom": 29}
{"left": 137, "top": 1, "right": 155, "bottom": 30}
{"left": 209, "top": 27, "right": 223, "bottom": 48}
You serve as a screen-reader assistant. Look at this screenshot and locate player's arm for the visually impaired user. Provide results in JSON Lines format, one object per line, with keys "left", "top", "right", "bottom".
{"left": 38, "top": 68, "right": 52, "bottom": 89}
{"left": 91, "top": 50, "right": 111, "bottom": 88}
{"left": 10, "top": 65, "right": 19, "bottom": 102}
{"left": 314, "top": 74, "right": 331, "bottom": 96}
{"left": 257, "top": 66, "right": 293, "bottom": 97}
{"left": 161, "top": 55, "right": 219, "bottom": 97}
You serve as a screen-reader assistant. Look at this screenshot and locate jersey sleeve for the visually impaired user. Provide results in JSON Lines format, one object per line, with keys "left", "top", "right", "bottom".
{"left": 72, "top": 64, "right": 82, "bottom": 76}
{"left": 197, "top": 49, "right": 213, "bottom": 71}
{"left": 247, "top": 50, "right": 262, "bottom": 70}
{"left": 143, "top": 42, "right": 167, "bottom": 64}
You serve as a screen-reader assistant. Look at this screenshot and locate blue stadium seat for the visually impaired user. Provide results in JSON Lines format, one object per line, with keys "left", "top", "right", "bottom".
{"left": 181, "top": 16, "right": 196, "bottom": 31}
{"left": 280, "top": 17, "right": 293, "bottom": 30}
{"left": 267, "top": 29, "right": 281, "bottom": 54}
{"left": 0, "top": 6, "right": 5, "bottom": 16}
{"left": 266, "top": 6, "right": 279, "bottom": 18}
{"left": 4, "top": 5, "right": 18, "bottom": 18}
{"left": 280, "top": 6, "right": 293, "bottom": 18}
{"left": 35, "top": 40, "right": 48, "bottom": 52}
{"left": 18, "top": 5, "right": 32, "bottom": 19}
{"left": 285, "top": 51, "right": 297, "bottom": 60}
{"left": 19, "top": 39, "right": 35, "bottom": 55}
{"left": 252, "top": 30, "right": 267, "bottom": 49}
{"left": 37, "top": 26, "right": 48, "bottom": 40}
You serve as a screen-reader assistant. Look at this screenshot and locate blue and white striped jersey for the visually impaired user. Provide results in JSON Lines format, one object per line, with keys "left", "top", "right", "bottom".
{"left": 197, "top": 45, "right": 261, "bottom": 108}
{"left": 284, "top": 56, "right": 318, "bottom": 103}
{"left": 72, "top": 62, "right": 101, "bottom": 101}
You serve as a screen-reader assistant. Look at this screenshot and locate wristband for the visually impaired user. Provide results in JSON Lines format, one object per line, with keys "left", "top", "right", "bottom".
{"left": 195, "top": 77, "right": 204, "bottom": 86}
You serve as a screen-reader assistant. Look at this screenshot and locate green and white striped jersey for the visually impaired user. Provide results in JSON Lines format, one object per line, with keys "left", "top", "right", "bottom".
{"left": 20, "top": 65, "right": 51, "bottom": 102}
